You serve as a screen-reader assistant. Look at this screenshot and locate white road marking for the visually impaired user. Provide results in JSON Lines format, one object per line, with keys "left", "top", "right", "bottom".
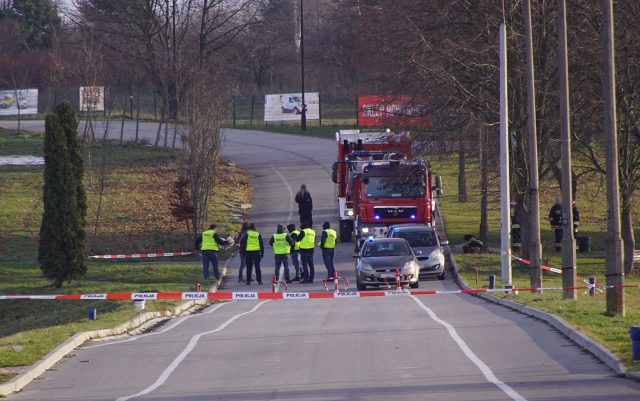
{"left": 271, "top": 165, "right": 294, "bottom": 286}
{"left": 410, "top": 295, "right": 527, "bottom": 401}
{"left": 84, "top": 302, "right": 232, "bottom": 350}
{"left": 115, "top": 301, "right": 270, "bottom": 401}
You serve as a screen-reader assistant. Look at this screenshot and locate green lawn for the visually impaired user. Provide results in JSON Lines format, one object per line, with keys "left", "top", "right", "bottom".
{"left": 430, "top": 152, "right": 640, "bottom": 371}
{"left": 0, "top": 129, "right": 250, "bottom": 380}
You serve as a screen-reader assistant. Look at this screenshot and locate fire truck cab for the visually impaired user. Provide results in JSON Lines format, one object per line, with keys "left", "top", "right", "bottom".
{"left": 331, "top": 129, "right": 440, "bottom": 246}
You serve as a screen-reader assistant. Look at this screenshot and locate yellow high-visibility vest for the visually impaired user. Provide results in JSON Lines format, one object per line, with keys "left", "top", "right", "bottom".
{"left": 300, "top": 228, "right": 316, "bottom": 250}
{"left": 272, "top": 233, "right": 290, "bottom": 255}
{"left": 291, "top": 230, "right": 301, "bottom": 251}
{"left": 323, "top": 228, "right": 337, "bottom": 248}
{"left": 245, "top": 230, "right": 261, "bottom": 251}
{"left": 201, "top": 229, "right": 219, "bottom": 251}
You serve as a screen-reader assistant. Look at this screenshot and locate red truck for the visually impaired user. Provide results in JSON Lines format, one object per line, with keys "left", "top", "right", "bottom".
{"left": 331, "top": 129, "right": 440, "bottom": 245}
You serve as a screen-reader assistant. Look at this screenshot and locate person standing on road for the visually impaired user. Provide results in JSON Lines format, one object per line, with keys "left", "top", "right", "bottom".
{"left": 270, "top": 224, "right": 295, "bottom": 283}
{"left": 549, "top": 198, "right": 563, "bottom": 251}
{"left": 299, "top": 221, "right": 316, "bottom": 283}
{"left": 287, "top": 223, "right": 302, "bottom": 281}
{"left": 295, "top": 185, "right": 313, "bottom": 227}
{"left": 196, "top": 224, "right": 230, "bottom": 282}
{"left": 240, "top": 223, "right": 264, "bottom": 285}
{"left": 236, "top": 222, "right": 249, "bottom": 283}
{"left": 319, "top": 221, "right": 337, "bottom": 280}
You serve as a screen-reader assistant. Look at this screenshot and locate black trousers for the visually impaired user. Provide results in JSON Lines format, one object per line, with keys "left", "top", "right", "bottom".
{"left": 300, "top": 250, "right": 315, "bottom": 282}
{"left": 554, "top": 227, "right": 563, "bottom": 251}
{"left": 299, "top": 212, "right": 313, "bottom": 227}
{"left": 245, "top": 251, "right": 262, "bottom": 283}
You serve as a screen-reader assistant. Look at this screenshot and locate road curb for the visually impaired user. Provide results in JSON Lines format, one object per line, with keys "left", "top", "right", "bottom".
{"left": 434, "top": 203, "right": 629, "bottom": 376}
{"left": 0, "top": 264, "right": 229, "bottom": 397}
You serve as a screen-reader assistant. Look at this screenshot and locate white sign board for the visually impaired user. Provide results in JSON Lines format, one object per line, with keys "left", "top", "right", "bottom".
{"left": 0, "top": 89, "right": 38, "bottom": 116}
{"left": 264, "top": 92, "right": 319, "bottom": 122}
{"left": 79, "top": 86, "right": 105, "bottom": 112}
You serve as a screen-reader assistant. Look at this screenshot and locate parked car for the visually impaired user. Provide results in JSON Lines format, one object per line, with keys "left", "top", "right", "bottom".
{"left": 354, "top": 238, "right": 420, "bottom": 290}
{"left": 0, "top": 94, "right": 15, "bottom": 109}
{"left": 281, "top": 95, "right": 303, "bottom": 114}
{"left": 387, "top": 224, "right": 447, "bottom": 280}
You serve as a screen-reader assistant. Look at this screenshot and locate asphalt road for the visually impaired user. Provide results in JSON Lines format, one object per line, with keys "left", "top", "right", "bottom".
{"left": 3, "top": 121, "right": 640, "bottom": 400}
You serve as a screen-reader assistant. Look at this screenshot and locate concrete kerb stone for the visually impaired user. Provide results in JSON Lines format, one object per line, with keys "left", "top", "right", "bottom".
{"left": 0, "top": 260, "right": 232, "bottom": 397}
{"left": 434, "top": 202, "right": 632, "bottom": 378}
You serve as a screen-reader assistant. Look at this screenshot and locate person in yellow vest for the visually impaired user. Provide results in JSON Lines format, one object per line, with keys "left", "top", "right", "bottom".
{"left": 319, "top": 221, "right": 337, "bottom": 280}
{"left": 196, "top": 224, "right": 230, "bottom": 281}
{"left": 269, "top": 224, "right": 295, "bottom": 283}
{"left": 298, "top": 221, "right": 316, "bottom": 283}
{"left": 239, "top": 223, "right": 264, "bottom": 285}
{"left": 287, "top": 224, "right": 302, "bottom": 281}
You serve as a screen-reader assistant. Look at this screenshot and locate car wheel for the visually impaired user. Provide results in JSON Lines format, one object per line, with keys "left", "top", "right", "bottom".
{"left": 356, "top": 278, "right": 366, "bottom": 291}
{"left": 438, "top": 271, "right": 445, "bottom": 280}
{"left": 410, "top": 280, "right": 420, "bottom": 289}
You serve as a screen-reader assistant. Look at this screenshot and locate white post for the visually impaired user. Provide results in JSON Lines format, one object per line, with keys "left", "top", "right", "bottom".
{"left": 499, "top": 23, "right": 512, "bottom": 284}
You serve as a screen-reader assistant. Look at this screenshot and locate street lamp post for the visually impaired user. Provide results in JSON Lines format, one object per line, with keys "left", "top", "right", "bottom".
{"left": 299, "top": 0, "right": 307, "bottom": 130}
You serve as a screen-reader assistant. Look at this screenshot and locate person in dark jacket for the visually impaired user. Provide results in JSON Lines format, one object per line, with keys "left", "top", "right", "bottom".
{"left": 236, "top": 223, "right": 249, "bottom": 283}
{"left": 295, "top": 184, "right": 313, "bottom": 227}
{"left": 196, "top": 224, "right": 230, "bottom": 281}
{"left": 269, "top": 224, "right": 295, "bottom": 283}
{"left": 287, "top": 223, "right": 302, "bottom": 281}
{"left": 240, "top": 223, "right": 264, "bottom": 285}
{"left": 462, "top": 234, "right": 484, "bottom": 254}
{"left": 549, "top": 198, "right": 563, "bottom": 251}
{"left": 572, "top": 201, "right": 580, "bottom": 234}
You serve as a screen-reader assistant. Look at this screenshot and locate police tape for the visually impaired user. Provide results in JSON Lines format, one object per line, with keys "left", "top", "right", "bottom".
{"left": 508, "top": 252, "right": 602, "bottom": 289}
{"left": 1, "top": 284, "right": 637, "bottom": 301}
{"left": 89, "top": 252, "right": 198, "bottom": 259}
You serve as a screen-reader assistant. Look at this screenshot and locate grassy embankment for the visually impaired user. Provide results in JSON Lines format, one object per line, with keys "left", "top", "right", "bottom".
{"left": 0, "top": 129, "right": 251, "bottom": 380}
{"left": 428, "top": 152, "right": 640, "bottom": 371}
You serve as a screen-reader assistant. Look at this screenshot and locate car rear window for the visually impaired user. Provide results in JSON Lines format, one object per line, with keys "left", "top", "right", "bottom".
{"left": 393, "top": 230, "right": 437, "bottom": 247}
{"left": 363, "top": 241, "right": 411, "bottom": 257}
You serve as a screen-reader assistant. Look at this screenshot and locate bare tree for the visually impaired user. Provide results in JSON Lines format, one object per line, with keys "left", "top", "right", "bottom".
{"left": 181, "top": 73, "right": 232, "bottom": 240}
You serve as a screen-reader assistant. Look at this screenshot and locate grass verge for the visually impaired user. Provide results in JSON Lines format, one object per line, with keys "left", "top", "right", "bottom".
{"left": 0, "top": 128, "right": 251, "bottom": 381}
{"left": 430, "top": 152, "right": 640, "bottom": 371}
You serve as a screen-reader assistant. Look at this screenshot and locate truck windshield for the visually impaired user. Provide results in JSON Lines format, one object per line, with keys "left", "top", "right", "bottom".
{"left": 365, "top": 176, "right": 425, "bottom": 198}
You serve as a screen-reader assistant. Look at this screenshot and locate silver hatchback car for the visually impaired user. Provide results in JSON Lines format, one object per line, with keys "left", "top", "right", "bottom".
{"left": 354, "top": 238, "right": 420, "bottom": 290}
{"left": 387, "top": 224, "right": 447, "bottom": 280}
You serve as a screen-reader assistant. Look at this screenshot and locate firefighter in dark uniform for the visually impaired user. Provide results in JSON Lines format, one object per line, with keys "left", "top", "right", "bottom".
{"left": 510, "top": 199, "right": 521, "bottom": 249}
{"left": 240, "top": 223, "right": 264, "bottom": 285}
{"left": 549, "top": 198, "right": 563, "bottom": 251}
{"left": 572, "top": 201, "right": 580, "bottom": 235}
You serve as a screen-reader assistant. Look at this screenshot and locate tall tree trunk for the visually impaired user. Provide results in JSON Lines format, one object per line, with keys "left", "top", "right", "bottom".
{"left": 621, "top": 194, "right": 635, "bottom": 274}
{"left": 479, "top": 127, "right": 488, "bottom": 248}
{"left": 458, "top": 134, "right": 467, "bottom": 202}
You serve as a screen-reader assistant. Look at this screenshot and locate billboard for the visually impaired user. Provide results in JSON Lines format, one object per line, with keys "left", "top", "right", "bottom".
{"left": 0, "top": 89, "right": 38, "bottom": 116}
{"left": 80, "top": 86, "right": 105, "bottom": 112}
{"left": 357, "top": 95, "right": 431, "bottom": 127}
{"left": 264, "top": 92, "right": 320, "bottom": 122}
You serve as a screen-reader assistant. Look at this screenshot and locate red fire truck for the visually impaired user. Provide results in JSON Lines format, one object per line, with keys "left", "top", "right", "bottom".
{"left": 331, "top": 129, "right": 440, "bottom": 245}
